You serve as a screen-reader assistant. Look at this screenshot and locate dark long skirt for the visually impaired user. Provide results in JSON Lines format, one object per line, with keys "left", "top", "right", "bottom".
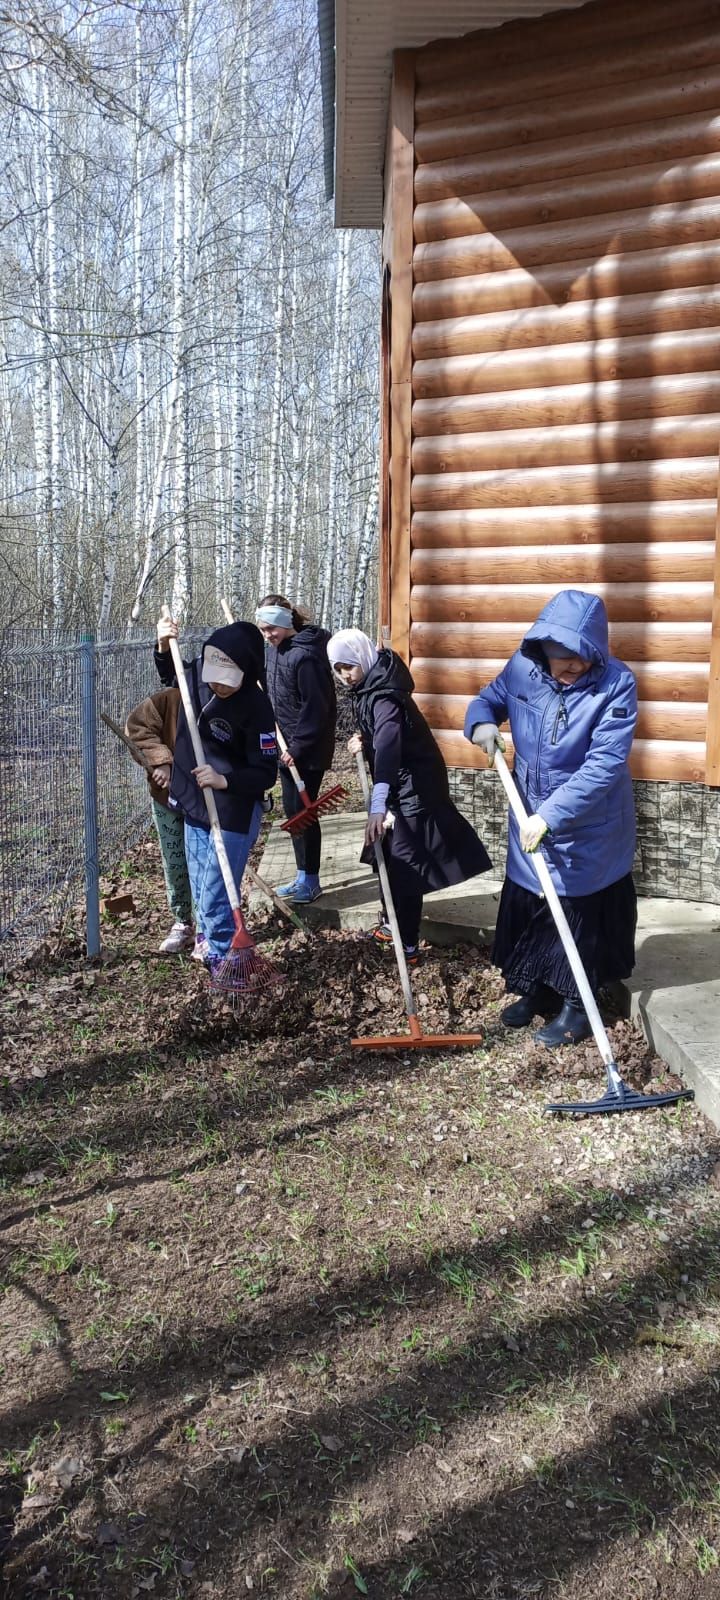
{"left": 492, "top": 873, "right": 637, "bottom": 1005}
{"left": 363, "top": 801, "right": 492, "bottom": 947}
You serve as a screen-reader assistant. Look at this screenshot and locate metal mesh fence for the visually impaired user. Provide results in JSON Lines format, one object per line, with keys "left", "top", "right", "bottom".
{"left": 0, "top": 631, "right": 205, "bottom": 970}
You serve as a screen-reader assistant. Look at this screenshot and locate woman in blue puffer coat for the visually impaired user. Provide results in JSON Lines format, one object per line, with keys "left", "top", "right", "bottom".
{"left": 464, "top": 590, "right": 638, "bottom": 1047}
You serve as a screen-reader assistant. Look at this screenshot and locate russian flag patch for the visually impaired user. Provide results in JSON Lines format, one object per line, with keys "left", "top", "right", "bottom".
{"left": 260, "top": 731, "right": 277, "bottom": 756}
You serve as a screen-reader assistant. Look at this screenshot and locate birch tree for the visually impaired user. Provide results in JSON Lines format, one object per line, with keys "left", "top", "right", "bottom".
{"left": 0, "top": 0, "right": 380, "bottom": 635}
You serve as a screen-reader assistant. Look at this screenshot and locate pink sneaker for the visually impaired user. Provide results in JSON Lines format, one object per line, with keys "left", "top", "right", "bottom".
{"left": 159, "top": 921, "right": 195, "bottom": 954}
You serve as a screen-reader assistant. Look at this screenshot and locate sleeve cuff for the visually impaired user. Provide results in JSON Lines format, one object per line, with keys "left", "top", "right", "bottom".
{"left": 370, "top": 781, "right": 390, "bottom": 814}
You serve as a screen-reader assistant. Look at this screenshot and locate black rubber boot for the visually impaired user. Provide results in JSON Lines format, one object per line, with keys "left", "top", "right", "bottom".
{"left": 534, "top": 1001, "right": 592, "bottom": 1048}
{"left": 501, "top": 985, "right": 557, "bottom": 1029}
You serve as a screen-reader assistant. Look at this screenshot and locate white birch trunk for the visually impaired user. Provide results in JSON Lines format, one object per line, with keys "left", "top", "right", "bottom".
{"left": 318, "top": 229, "right": 351, "bottom": 626}
{"left": 99, "top": 368, "right": 121, "bottom": 632}
{"left": 132, "top": 4, "right": 147, "bottom": 566}
{"left": 350, "top": 477, "right": 378, "bottom": 628}
{"left": 259, "top": 217, "right": 288, "bottom": 596}
{"left": 40, "top": 63, "right": 64, "bottom": 628}
{"left": 228, "top": 3, "right": 252, "bottom": 610}
{"left": 170, "top": 0, "right": 195, "bottom": 621}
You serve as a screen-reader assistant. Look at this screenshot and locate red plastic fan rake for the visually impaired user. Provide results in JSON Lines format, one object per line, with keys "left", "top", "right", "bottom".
{"left": 276, "top": 724, "right": 347, "bottom": 837}
{"left": 164, "top": 608, "right": 281, "bottom": 1003}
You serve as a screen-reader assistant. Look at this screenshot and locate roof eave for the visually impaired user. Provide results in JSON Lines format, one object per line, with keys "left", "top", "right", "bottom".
{"left": 317, "top": 0, "right": 336, "bottom": 206}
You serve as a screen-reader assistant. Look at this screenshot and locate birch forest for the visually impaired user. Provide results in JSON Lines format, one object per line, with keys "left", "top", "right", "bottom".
{"left": 0, "top": 1, "right": 380, "bottom": 634}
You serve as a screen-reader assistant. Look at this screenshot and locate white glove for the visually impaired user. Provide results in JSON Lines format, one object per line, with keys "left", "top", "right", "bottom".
{"left": 520, "top": 815, "right": 549, "bottom": 853}
{"left": 471, "top": 723, "right": 506, "bottom": 766}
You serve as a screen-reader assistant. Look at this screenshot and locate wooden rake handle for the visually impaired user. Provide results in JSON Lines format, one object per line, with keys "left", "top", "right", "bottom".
{"left": 101, "top": 711, "right": 155, "bottom": 774}
{"left": 355, "top": 749, "right": 418, "bottom": 1027}
{"left": 493, "top": 748, "right": 615, "bottom": 1069}
{"left": 274, "top": 722, "right": 312, "bottom": 803}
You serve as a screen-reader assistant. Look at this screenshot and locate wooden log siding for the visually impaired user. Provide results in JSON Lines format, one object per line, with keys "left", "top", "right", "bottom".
{"left": 397, "top": 0, "right": 720, "bottom": 784}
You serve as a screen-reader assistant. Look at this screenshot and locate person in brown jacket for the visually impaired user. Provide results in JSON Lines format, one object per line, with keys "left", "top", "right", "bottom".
{"left": 125, "top": 688, "right": 196, "bottom": 954}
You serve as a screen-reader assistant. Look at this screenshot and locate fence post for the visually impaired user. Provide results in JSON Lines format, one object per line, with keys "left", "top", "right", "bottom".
{"left": 80, "top": 632, "right": 101, "bottom": 959}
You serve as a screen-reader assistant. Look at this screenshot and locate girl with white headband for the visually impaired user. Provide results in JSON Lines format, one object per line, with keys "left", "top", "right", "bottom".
{"left": 255, "top": 593, "right": 337, "bottom": 903}
{"left": 328, "top": 628, "right": 492, "bottom": 961}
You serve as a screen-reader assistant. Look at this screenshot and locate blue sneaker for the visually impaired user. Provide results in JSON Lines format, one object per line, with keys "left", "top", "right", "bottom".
{"left": 275, "top": 877, "right": 302, "bottom": 897}
{"left": 285, "top": 882, "right": 322, "bottom": 904}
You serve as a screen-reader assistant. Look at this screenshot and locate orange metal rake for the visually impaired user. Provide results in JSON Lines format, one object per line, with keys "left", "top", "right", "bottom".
{"left": 351, "top": 752, "right": 484, "bottom": 1053}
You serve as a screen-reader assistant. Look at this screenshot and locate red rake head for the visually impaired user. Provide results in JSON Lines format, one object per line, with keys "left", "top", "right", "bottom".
{"left": 209, "top": 946, "right": 283, "bottom": 1003}
{"left": 281, "top": 784, "right": 348, "bottom": 836}
{"left": 207, "top": 908, "right": 283, "bottom": 1003}
{"left": 229, "top": 913, "right": 256, "bottom": 952}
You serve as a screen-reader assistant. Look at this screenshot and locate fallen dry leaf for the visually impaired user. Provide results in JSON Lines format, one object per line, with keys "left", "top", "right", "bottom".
{"left": 51, "top": 1455, "right": 84, "bottom": 1490}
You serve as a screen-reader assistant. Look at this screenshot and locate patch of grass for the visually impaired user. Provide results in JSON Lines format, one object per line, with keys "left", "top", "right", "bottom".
{"left": 21, "top": 1318, "right": 62, "bottom": 1352}
{"left": 38, "top": 1240, "right": 79, "bottom": 1275}
{"left": 436, "top": 1253, "right": 478, "bottom": 1309}
{"left": 342, "top": 1553, "right": 368, "bottom": 1594}
{"left": 694, "top": 1535, "right": 719, "bottom": 1575}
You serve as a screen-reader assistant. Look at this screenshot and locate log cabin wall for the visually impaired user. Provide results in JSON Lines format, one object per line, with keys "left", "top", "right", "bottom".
{"left": 381, "top": 0, "right": 720, "bottom": 899}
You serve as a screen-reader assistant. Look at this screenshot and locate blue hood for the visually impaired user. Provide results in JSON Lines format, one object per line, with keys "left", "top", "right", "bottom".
{"left": 521, "top": 590, "right": 609, "bottom": 672}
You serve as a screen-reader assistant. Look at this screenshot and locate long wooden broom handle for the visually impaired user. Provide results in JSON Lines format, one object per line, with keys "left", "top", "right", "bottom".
{"left": 161, "top": 607, "right": 241, "bottom": 917}
{"left": 220, "top": 597, "right": 309, "bottom": 802}
{"left": 493, "top": 749, "right": 614, "bottom": 1069}
{"left": 355, "top": 749, "right": 417, "bottom": 1023}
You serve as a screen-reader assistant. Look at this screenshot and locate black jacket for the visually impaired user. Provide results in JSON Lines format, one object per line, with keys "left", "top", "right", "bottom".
{"left": 352, "top": 649, "right": 450, "bottom": 817}
{"left": 265, "top": 625, "right": 336, "bottom": 771}
{"left": 154, "top": 622, "right": 278, "bottom": 832}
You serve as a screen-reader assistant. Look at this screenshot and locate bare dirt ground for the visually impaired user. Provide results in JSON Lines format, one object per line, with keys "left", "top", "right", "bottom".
{"left": 2, "top": 813, "right": 720, "bottom": 1600}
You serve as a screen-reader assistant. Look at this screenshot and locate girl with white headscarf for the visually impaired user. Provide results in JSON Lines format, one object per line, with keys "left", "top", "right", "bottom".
{"left": 328, "top": 629, "right": 492, "bottom": 960}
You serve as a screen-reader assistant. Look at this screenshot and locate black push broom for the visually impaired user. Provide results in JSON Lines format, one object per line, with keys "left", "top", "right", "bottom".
{"left": 493, "top": 750, "right": 693, "bottom": 1117}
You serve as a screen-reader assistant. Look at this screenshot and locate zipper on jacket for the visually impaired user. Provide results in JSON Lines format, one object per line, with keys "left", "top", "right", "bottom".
{"left": 535, "top": 695, "right": 554, "bottom": 794}
{"left": 551, "top": 691, "right": 568, "bottom": 746}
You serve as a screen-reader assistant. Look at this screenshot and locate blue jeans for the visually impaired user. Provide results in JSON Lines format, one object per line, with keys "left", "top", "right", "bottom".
{"left": 184, "top": 806, "right": 262, "bottom": 957}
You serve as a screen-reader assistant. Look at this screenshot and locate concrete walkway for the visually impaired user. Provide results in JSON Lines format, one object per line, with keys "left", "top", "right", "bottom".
{"left": 253, "top": 812, "right": 720, "bottom": 1127}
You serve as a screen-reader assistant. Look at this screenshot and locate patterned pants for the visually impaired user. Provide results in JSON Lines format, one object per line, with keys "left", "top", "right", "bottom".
{"left": 151, "top": 799, "right": 193, "bottom": 924}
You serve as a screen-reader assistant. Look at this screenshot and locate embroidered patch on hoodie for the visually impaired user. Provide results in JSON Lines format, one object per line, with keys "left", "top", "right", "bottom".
{"left": 260, "top": 731, "right": 277, "bottom": 756}
{"left": 208, "top": 717, "right": 233, "bottom": 743}
{"left": 611, "top": 708, "right": 628, "bottom": 718}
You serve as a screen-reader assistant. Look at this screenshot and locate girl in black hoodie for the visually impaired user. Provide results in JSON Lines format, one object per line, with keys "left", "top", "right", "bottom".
{"left": 327, "top": 628, "right": 492, "bottom": 959}
{"left": 155, "top": 616, "right": 278, "bottom": 963}
{"left": 255, "top": 594, "right": 337, "bottom": 903}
